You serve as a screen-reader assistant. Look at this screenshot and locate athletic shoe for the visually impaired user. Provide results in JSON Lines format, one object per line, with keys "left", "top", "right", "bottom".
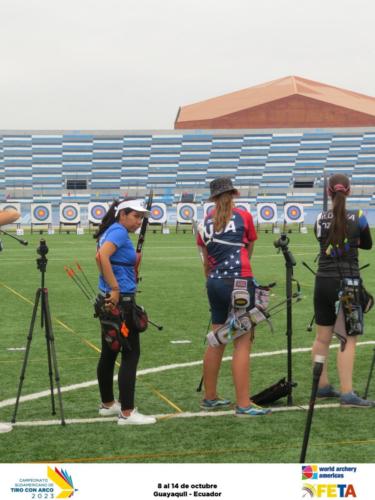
{"left": 200, "top": 398, "right": 231, "bottom": 410}
{"left": 340, "top": 392, "right": 375, "bottom": 408}
{"left": 235, "top": 403, "right": 272, "bottom": 417}
{"left": 317, "top": 385, "right": 340, "bottom": 399}
{"left": 98, "top": 401, "right": 121, "bottom": 417}
{"left": 118, "top": 408, "right": 157, "bottom": 425}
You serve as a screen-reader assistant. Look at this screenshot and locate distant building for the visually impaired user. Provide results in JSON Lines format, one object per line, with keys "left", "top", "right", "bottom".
{"left": 175, "top": 76, "right": 375, "bottom": 129}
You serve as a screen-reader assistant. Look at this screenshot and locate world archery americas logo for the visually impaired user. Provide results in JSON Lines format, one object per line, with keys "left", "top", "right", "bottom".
{"left": 47, "top": 466, "right": 78, "bottom": 498}
{"left": 302, "top": 465, "right": 318, "bottom": 480}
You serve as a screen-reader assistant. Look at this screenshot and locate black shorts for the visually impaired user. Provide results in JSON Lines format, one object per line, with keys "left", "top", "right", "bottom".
{"left": 207, "top": 277, "right": 255, "bottom": 325}
{"left": 314, "top": 277, "right": 341, "bottom": 326}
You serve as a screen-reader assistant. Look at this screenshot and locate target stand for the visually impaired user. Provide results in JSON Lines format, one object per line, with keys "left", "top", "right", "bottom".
{"left": 175, "top": 203, "right": 197, "bottom": 234}
{"left": 176, "top": 221, "right": 193, "bottom": 233}
{"left": 283, "top": 203, "right": 305, "bottom": 234}
{"left": 283, "top": 221, "right": 306, "bottom": 234}
{"left": 30, "top": 203, "right": 53, "bottom": 234}
{"left": 59, "top": 221, "right": 81, "bottom": 234}
{"left": 87, "top": 202, "right": 109, "bottom": 234}
{"left": 88, "top": 221, "right": 100, "bottom": 234}
{"left": 31, "top": 222, "right": 53, "bottom": 234}
{"left": 59, "top": 203, "right": 81, "bottom": 234}
{"left": 149, "top": 222, "right": 164, "bottom": 233}
{"left": 149, "top": 203, "right": 168, "bottom": 233}
{"left": 256, "top": 203, "right": 279, "bottom": 233}
{"left": 0, "top": 203, "right": 23, "bottom": 234}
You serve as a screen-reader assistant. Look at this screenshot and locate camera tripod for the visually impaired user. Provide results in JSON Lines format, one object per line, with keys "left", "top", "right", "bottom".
{"left": 12, "top": 239, "right": 66, "bottom": 425}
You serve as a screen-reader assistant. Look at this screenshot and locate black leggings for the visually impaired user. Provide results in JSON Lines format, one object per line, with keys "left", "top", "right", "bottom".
{"left": 97, "top": 327, "right": 140, "bottom": 411}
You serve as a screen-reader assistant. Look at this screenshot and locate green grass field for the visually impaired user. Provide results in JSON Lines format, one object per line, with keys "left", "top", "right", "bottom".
{"left": 0, "top": 228, "right": 374, "bottom": 463}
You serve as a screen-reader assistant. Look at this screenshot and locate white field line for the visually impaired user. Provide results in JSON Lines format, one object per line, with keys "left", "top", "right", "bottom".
{"left": 1, "top": 340, "right": 374, "bottom": 410}
{"left": 0, "top": 252, "right": 318, "bottom": 262}
{"left": 12, "top": 403, "right": 341, "bottom": 428}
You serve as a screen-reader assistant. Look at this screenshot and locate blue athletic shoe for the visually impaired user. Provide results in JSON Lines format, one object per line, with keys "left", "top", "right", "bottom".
{"left": 340, "top": 392, "right": 375, "bottom": 408}
{"left": 317, "top": 385, "right": 340, "bottom": 399}
{"left": 235, "top": 403, "right": 272, "bottom": 417}
{"left": 200, "top": 398, "right": 231, "bottom": 410}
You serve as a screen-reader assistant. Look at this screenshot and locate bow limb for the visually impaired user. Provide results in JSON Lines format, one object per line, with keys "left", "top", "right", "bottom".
{"left": 135, "top": 189, "right": 153, "bottom": 282}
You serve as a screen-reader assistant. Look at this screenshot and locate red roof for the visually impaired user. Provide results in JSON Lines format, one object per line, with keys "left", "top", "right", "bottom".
{"left": 175, "top": 76, "right": 375, "bottom": 129}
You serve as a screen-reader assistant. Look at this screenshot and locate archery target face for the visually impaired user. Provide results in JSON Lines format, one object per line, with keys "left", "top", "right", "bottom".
{"left": 257, "top": 203, "right": 277, "bottom": 224}
{"left": 88, "top": 203, "right": 108, "bottom": 223}
{"left": 149, "top": 203, "right": 167, "bottom": 224}
{"left": 203, "top": 203, "right": 215, "bottom": 218}
{"left": 0, "top": 203, "right": 21, "bottom": 221}
{"left": 60, "top": 203, "right": 80, "bottom": 223}
{"left": 31, "top": 204, "right": 52, "bottom": 224}
{"left": 235, "top": 202, "right": 251, "bottom": 213}
{"left": 177, "top": 203, "right": 197, "bottom": 223}
{"left": 284, "top": 203, "right": 304, "bottom": 224}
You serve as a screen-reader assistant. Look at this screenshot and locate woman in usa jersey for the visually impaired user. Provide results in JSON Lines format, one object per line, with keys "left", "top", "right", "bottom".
{"left": 197, "top": 177, "right": 271, "bottom": 417}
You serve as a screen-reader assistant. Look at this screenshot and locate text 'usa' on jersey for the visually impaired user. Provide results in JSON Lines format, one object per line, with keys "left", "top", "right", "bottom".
{"left": 197, "top": 208, "right": 257, "bottom": 279}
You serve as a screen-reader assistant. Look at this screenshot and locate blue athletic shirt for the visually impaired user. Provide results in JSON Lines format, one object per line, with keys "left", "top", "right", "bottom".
{"left": 97, "top": 222, "right": 137, "bottom": 293}
{"left": 197, "top": 207, "right": 257, "bottom": 278}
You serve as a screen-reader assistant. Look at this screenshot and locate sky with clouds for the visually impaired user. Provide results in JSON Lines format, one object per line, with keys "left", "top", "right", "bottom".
{"left": 1, "top": 0, "right": 374, "bottom": 130}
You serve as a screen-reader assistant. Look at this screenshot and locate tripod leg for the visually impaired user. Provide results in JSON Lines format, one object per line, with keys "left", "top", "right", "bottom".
{"left": 43, "top": 304, "right": 56, "bottom": 416}
{"left": 363, "top": 348, "right": 375, "bottom": 400}
{"left": 11, "top": 289, "right": 41, "bottom": 424}
{"left": 286, "top": 265, "right": 294, "bottom": 406}
{"left": 197, "top": 317, "right": 211, "bottom": 392}
{"left": 307, "top": 314, "right": 315, "bottom": 332}
{"left": 300, "top": 355, "right": 325, "bottom": 463}
{"left": 43, "top": 290, "right": 66, "bottom": 426}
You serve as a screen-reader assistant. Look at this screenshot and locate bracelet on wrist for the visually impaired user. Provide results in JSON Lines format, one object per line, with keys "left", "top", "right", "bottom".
{"left": 111, "top": 287, "right": 120, "bottom": 292}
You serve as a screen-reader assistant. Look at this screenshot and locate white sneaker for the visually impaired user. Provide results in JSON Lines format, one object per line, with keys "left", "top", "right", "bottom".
{"left": 0, "top": 422, "right": 12, "bottom": 433}
{"left": 118, "top": 408, "right": 156, "bottom": 425}
{"left": 98, "top": 401, "right": 121, "bottom": 417}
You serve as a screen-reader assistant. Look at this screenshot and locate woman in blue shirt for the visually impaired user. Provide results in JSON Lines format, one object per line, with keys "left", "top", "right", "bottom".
{"left": 94, "top": 198, "right": 156, "bottom": 425}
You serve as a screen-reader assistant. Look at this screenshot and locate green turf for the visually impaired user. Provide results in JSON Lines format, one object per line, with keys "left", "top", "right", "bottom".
{"left": 0, "top": 229, "right": 374, "bottom": 463}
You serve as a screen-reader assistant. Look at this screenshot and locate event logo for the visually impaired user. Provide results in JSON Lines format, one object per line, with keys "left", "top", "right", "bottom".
{"left": 47, "top": 466, "right": 77, "bottom": 498}
{"left": 302, "top": 465, "right": 318, "bottom": 480}
{"left": 9, "top": 467, "right": 78, "bottom": 498}
{"left": 301, "top": 484, "right": 356, "bottom": 498}
{"left": 301, "top": 465, "right": 357, "bottom": 498}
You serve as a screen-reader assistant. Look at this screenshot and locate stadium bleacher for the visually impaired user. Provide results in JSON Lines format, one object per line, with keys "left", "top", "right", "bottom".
{"left": 1, "top": 129, "right": 375, "bottom": 209}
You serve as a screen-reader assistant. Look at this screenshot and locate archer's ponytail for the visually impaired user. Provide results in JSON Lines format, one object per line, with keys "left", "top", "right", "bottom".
{"left": 94, "top": 200, "right": 119, "bottom": 240}
{"left": 325, "top": 173, "right": 350, "bottom": 249}
{"left": 213, "top": 192, "right": 234, "bottom": 233}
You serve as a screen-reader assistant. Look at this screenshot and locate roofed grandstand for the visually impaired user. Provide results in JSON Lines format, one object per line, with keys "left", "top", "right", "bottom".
{"left": 1, "top": 76, "right": 375, "bottom": 221}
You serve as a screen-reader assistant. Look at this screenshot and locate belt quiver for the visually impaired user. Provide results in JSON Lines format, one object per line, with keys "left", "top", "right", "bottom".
{"left": 94, "top": 294, "right": 149, "bottom": 352}
{"left": 119, "top": 296, "right": 148, "bottom": 333}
